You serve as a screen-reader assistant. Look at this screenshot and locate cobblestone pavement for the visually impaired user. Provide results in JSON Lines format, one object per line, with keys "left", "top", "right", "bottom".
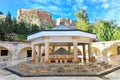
{"left": 0, "top": 69, "right": 103, "bottom": 80}
{"left": 105, "top": 69, "right": 120, "bottom": 80}
{"left": 1, "top": 56, "right": 120, "bottom": 80}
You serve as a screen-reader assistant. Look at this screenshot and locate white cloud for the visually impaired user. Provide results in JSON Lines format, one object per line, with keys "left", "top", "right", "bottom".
{"left": 31, "top": 0, "right": 62, "bottom": 6}
{"left": 95, "top": 6, "right": 100, "bottom": 9}
{"left": 33, "top": 0, "right": 50, "bottom": 5}
{"left": 73, "top": 5, "right": 79, "bottom": 11}
{"left": 91, "top": 0, "right": 98, "bottom": 3}
{"left": 100, "top": 0, "right": 120, "bottom": 26}
{"left": 48, "top": 5, "right": 61, "bottom": 11}
{"left": 29, "top": 2, "right": 62, "bottom": 16}
{"left": 67, "top": 0, "right": 72, "bottom": 5}
{"left": 75, "top": 0, "right": 84, "bottom": 7}
{"left": 102, "top": 3, "right": 109, "bottom": 9}
{"left": 87, "top": 0, "right": 120, "bottom": 26}
{"left": 22, "top": 0, "right": 120, "bottom": 26}
{"left": 99, "top": 0, "right": 108, "bottom": 2}
{"left": 53, "top": 0, "right": 61, "bottom": 6}
{"left": 82, "top": 6, "right": 88, "bottom": 9}
{"left": 91, "top": 0, "right": 108, "bottom": 3}
{"left": 76, "top": 0, "right": 84, "bottom": 3}
{"left": 75, "top": 0, "right": 87, "bottom": 12}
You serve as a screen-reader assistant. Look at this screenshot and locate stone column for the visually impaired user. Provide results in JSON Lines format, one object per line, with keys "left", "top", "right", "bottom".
{"left": 44, "top": 37, "right": 50, "bottom": 63}
{"left": 102, "top": 49, "right": 108, "bottom": 62}
{"left": 83, "top": 44, "right": 86, "bottom": 62}
{"left": 88, "top": 40, "right": 93, "bottom": 62}
{"left": 32, "top": 42, "right": 36, "bottom": 62}
{"left": 102, "top": 49, "right": 107, "bottom": 57}
{"left": 52, "top": 44, "right": 55, "bottom": 52}
{"left": 37, "top": 44, "right": 41, "bottom": 63}
{"left": 73, "top": 39, "right": 78, "bottom": 62}
{"left": 68, "top": 43, "right": 71, "bottom": 52}
{"left": 12, "top": 43, "right": 18, "bottom": 60}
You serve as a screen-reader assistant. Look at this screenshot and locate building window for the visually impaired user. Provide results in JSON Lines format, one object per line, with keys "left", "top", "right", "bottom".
{"left": 1, "top": 50, "right": 8, "bottom": 56}
{"left": 27, "top": 50, "right": 32, "bottom": 57}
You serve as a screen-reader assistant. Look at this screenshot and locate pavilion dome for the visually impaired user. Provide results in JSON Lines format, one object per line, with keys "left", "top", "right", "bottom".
{"left": 50, "top": 25, "right": 76, "bottom": 30}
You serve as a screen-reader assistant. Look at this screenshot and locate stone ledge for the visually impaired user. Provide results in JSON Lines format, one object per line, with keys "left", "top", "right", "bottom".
{"left": 4, "top": 63, "right": 120, "bottom": 77}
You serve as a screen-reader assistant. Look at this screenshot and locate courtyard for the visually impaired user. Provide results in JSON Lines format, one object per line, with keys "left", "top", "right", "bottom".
{"left": 0, "top": 25, "right": 119, "bottom": 80}
{"left": 0, "top": 55, "right": 120, "bottom": 80}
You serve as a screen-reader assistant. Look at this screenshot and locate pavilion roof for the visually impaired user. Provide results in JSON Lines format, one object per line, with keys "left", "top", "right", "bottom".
{"left": 50, "top": 25, "right": 76, "bottom": 30}
{"left": 27, "top": 25, "right": 96, "bottom": 41}
{"left": 52, "top": 47, "right": 72, "bottom": 55}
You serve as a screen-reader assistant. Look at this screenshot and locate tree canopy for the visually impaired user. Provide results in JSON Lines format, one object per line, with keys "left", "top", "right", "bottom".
{"left": 0, "top": 11, "right": 3, "bottom": 15}
{"left": 75, "top": 9, "right": 120, "bottom": 41}
{"left": 75, "top": 8, "right": 92, "bottom": 33}
{"left": 0, "top": 10, "right": 120, "bottom": 41}
{"left": 0, "top": 12, "right": 53, "bottom": 41}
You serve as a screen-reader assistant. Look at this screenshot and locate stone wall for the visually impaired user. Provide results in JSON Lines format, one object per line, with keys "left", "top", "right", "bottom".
{"left": 55, "top": 18, "right": 76, "bottom": 27}
{"left": 0, "top": 40, "right": 120, "bottom": 60}
{"left": 92, "top": 40, "right": 120, "bottom": 57}
{"left": 17, "top": 9, "right": 52, "bottom": 26}
{"left": 0, "top": 41, "right": 32, "bottom": 60}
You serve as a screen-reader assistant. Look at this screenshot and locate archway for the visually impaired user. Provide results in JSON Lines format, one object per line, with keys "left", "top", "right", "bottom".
{"left": 0, "top": 46, "right": 12, "bottom": 60}
{"left": 18, "top": 47, "right": 32, "bottom": 59}
{"left": 92, "top": 47, "right": 102, "bottom": 57}
{"left": 107, "top": 46, "right": 118, "bottom": 56}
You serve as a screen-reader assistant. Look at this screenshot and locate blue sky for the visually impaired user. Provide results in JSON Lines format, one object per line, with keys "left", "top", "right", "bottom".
{"left": 0, "top": 0, "right": 120, "bottom": 25}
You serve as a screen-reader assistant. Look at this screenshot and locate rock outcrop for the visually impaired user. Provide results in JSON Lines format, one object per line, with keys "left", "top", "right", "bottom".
{"left": 17, "top": 9, "right": 76, "bottom": 27}
{"left": 17, "top": 9, "right": 52, "bottom": 26}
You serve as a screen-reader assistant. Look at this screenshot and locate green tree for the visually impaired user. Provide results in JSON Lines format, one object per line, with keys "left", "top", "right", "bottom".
{"left": 12, "top": 18, "right": 18, "bottom": 33}
{"left": 5, "top": 12, "right": 12, "bottom": 33}
{"left": 75, "top": 8, "right": 92, "bottom": 32}
{"left": 114, "top": 27, "right": 120, "bottom": 40}
{"left": 39, "top": 21, "right": 53, "bottom": 30}
{"left": 4, "top": 12, "right": 15, "bottom": 41}
{"left": 27, "top": 23, "right": 39, "bottom": 34}
{"left": 17, "top": 20, "right": 28, "bottom": 35}
{"left": 93, "top": 19, "right": 119, "bottom": 41}
{"left": 0, "top": 11, "right": 3, "bottom": 15}
{"left": 0, "top": 19, "right": 5, "bottom": 40}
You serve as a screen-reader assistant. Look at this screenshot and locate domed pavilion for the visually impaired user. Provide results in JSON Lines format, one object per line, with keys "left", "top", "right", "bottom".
{"left": 27, "top": 25, "right": 96, "bottom": 64}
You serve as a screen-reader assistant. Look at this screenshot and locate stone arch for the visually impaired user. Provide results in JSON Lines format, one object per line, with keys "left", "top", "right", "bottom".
{"left": 92, "top": 47, "right": 102, "bottom": 57}
{"left": 105, "top": 42, "right": 119, "bottom": 56}
{"left": 18, "top": 47, "right": 32, "bottom": 59}
{"left": 107, "top": 42, "right": 118, "bottom": 50}
{"left": 0, "top": 46, "right": 12, "bottom": 59}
